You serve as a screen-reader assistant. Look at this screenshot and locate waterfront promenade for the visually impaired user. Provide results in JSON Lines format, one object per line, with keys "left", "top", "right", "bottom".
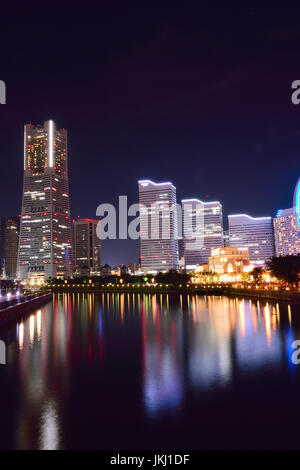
{"left": 49, "top": 284, "right": 300, "bottom": 304}
{"left": 0, "top": 292, "right": 52, "bottom": 327}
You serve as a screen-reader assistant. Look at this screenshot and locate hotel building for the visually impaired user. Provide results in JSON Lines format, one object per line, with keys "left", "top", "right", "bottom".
{"left": 208, "top": 246, "right": 250, "bottom": 275}
{"left": 17, "top": 120, "right": 72, "bottom": 281}
{"left": 138, "top": 180, "right": 179, "bottom": 273}
{"left": 73, "top": 218, "right": 101, "bottom": 276}
{"left": 228, "top": 214, "right": 274, "bottom": 265}
{"left": 273, "top": 208, "right": 300, "bottom": 256}
{"left": 182, "top": 199, "right": 223, "bottom": 268}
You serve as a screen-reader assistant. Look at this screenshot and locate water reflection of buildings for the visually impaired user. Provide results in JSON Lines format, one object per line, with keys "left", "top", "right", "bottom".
{"left": 234, "top": 299, "right": 282, "bottom": 371}
{"left": 141, "top": 294, "right": 285, "bottom": 416}
{"left": 2, "top": 292, "right": 297, "bottom": 448}
{"left": 188, "top": 296, "right": 283, "bottom": 388}
{"left": 12, "top": 295, "right": 72, "bottom": 449}
{"left": 142, "top": 294, "right": 184, "bottom": 414}
{"left": 187, "top": 296, "right": 232, "bottom": 390}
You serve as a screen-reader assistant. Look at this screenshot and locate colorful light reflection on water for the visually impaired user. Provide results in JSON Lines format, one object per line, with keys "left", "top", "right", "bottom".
{"left": 0, "top": 293, "right": 300, "bottom": 449}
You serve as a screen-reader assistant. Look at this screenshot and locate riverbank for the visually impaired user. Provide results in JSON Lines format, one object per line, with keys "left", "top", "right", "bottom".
{"left": 49, "top": 285, "right": 300, "bottom": 304}
{"left": 0, "top": 292, "right": 52, "bottom": 327}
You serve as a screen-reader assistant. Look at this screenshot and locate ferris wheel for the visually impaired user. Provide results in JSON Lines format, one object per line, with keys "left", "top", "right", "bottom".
{"left": 294, "top": 177, "right": 300, "bottom": 229}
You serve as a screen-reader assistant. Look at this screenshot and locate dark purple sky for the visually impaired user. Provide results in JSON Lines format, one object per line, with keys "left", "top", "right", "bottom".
{"left": 0, "top": 6, "right": 300, "bottom": 265}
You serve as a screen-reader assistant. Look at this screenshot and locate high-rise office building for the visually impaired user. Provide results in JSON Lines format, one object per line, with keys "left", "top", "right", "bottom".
{"left": 273, "top": 208, "right": 300, "bottom": 256}
{"left": 3, "top": 218, "right": 19, "bottom": 279}
{"left": 138, "top": 180, "right": 179, "bottom": 273}
{"left": 202, "top": 200, "right": 223, "bottom": 264}
{"left": 0, "top": 216, "right": 20, "bottom": 279}
{"left": 228, "top": 214, "right": 274, "bottom": 265}
{"left": 17, "top": 120, "right": 72, "bottom": 281}
{"left": 182, "top": 199, "right": 223, "bottom": 268}
{"left": 182, "top": 199, "right": 204, "bottom": 269}
{"left": 73, "top": 219, "right": 101, "bottom": 276}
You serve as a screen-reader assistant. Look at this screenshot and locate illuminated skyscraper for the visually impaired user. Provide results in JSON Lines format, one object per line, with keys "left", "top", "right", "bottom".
{"left": 273, "top": 208, "right": 300, "bottom": 256}
{"left": 228, "top": 214, "right": 274, "bottom": 265}
{"left": 73, "top": 218, "right": 101, "bottom": 276}
{"left": 0, "top": 216, "right": 20, "bottom": 279}
{"left": 3, "top": 218, "right": 19, "bottom": 279}
{"left": 138, "top": 180, "right": 179, "bottom": 273}
{"left": 182, "top": 199, "right": 223, "bottom": 268}
{"left": 17, "top": 120, "right": 72, "bottom": 281}
{"left": 182, "top": 199, "right": 204, "bottom": 269}
{"left": 201, "top": 200, "right": 223, "bottom": 264}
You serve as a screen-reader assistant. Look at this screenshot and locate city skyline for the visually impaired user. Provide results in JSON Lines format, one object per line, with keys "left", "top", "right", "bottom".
{"left": 1, "top": 7, "right": 300, "bottom": 265}
{"left": 1, "top": 6, "right": 300, "bottom": 456}
{"left": 0, "top": 120, "right": 297, "bottom": 266}
{"left": 0, "top": 120, "right": 297, "bottom": 270}
{"left": 1, "top": 120, "right": 299, "bottom": 272}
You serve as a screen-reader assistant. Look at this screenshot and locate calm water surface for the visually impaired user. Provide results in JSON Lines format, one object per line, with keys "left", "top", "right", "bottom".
{"left": 0, "top": 293, "right": 300, "bottom": 449}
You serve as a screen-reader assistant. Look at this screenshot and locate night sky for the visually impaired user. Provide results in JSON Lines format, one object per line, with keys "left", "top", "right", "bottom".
{"left": 1, "top": 6, "right": 300, "bottom": 265}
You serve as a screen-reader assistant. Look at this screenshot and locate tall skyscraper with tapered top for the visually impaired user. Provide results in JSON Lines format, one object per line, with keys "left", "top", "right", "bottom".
{"left": 17, "top": 120, "right": 72, "bottom": 281}
{"left": 138, "top": 179, "right": 179, "bottom": 274}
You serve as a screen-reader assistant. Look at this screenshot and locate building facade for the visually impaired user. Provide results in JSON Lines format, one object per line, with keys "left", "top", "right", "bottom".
{"left": 73, "top": 219, "right": 101, "bottom": 276}
{"left": 208, "top": 246, "right": 250, "bottom": 275}
{"left": 128, "top": 263, "right": 140, "bottom": 275}
{"left": 138, "top": 180, "right": 179, "bottom": 274}
{"left": 0, "top": 216, "right": 20, "bottom": 279}
{"left": 228, "top": 214, "right": 274, "bottom": 265}
{"left": 182, "top": 199, "right": 204, "bottom": 269}
{"left": 101, "top": 264, "right": 111, "bottom": 276}
{"left": 3, "top": 218, "right": 19, "bottom": 279}
{"left": 17, "top": 120, "right": 72, "bottom": 281}
{"left": 182, "top": 199, "right": 223, "bottom": 268}
{"left": 273, "top": 208, "right": 300, "bottom": 256}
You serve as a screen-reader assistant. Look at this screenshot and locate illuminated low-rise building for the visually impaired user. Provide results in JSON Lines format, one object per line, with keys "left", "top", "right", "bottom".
{"left": 209, "top": 246, "right": 251, "bottom": 274}
{"left": 273, "top": 208, "right": 300, "bottom": 256}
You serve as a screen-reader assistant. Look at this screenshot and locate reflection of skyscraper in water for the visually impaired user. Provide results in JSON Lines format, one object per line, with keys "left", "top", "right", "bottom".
{"left": 187, "top": 297, "right": 282, "bottom": 391}
{"left": 234, "top": 299, "right": 281, "bottom": 368}
{"left": 141, "top": 296, "right": 184, "bottom": 414}
{"left": 14, "top": 304, "right": 63, "bottom": 449}
{"left": 187, "top": 296, "right": 232, "bottom": 389}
